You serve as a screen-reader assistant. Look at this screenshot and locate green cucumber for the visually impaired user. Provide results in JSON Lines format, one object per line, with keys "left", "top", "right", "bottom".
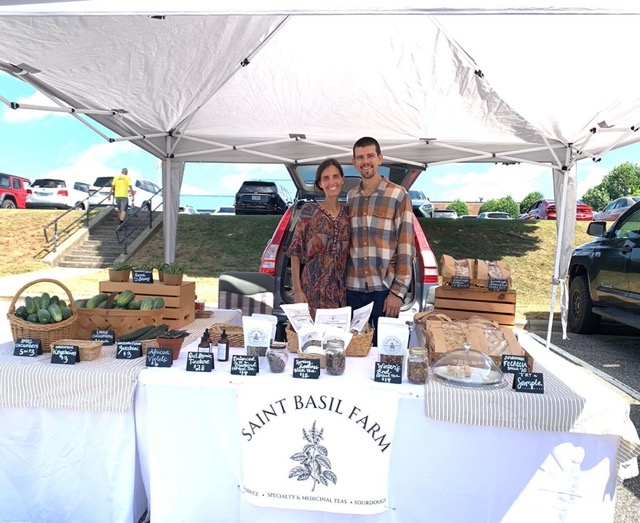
{"left": 47, "top": 303, "right": 63, "bottom": 322}
{"left": 25, "top": 296, "right": 37, "bottom": 315}
{"left": 116, "top": 290, "right": 136, "bottom": 307}
{"left": 36, "top": 309, "right": 51, "bottom": 324}
{"left": 139, "top": 297, "right": 154, "bottom": 310}
{"left": 40, "top": 292, "right": 51, "bottom": 309}
{"left": 152, "top": 297, "right": 165, "bottom": 309}
{"left": 85, "top": 293, "right": 108, "bottom": 309}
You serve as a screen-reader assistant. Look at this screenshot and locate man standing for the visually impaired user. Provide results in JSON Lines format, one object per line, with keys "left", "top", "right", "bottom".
{"left": 346, "top": 137, "right": 415, "bottom": 344}
{"left": 110, "top": 168, "right": 133, "bottom": 226}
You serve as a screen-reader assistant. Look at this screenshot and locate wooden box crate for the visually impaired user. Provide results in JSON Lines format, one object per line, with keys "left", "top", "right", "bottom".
{"left": 99, "top": 280, "right": 196, "bottom": 327}
{"left": 433, "top": 286, "right": 516, "bottom": 326}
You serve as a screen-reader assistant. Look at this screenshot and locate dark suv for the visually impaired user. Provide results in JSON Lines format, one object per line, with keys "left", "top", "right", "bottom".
{"left": 567, "top": 201, "right": 640, "bottom": 333}
{"left": 234, "top": 181, "right": 292, "bottom": 215}
{"left": 0, "top": 172, "right": 30, "bottom": 209}
{"left": 259, "top": 163, "right": 439, "bottom": 324}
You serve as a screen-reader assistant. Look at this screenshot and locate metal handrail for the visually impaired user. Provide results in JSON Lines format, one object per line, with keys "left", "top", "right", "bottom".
{"left": 115, "top": 188, "right": 163, "bottom": 254}
{"left": 43, "top": 194, "right": 95, "bottom": 252}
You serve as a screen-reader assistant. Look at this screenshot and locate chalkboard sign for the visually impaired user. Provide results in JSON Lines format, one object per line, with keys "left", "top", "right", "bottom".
{"left": 292, "top": 358, "right": 321, "bottom": 379}
{"left": 230, "top": 355, "right": 258, "bottom": 376}
{"left": 451, "top": 276, "right": 470, "bottom": 289}
{"left": 488, "top": 279, "right": 509, "bottom": 292}
{"left": 146, "top": 347, "right": 173, "bottom": 367}
{"left": 92, "top": 329, "right": 115, "bottom": 346}
{"left": 186, "top": 351, "right": 213, "bottom": 372}
{"left": 513, "top": 372, "right": 544, "bottom": 394}
{"left": 374, "top": 362, "right": 403, "bottom": 384}
{"left": 14, "top": 337, "right": 42, "bottom": 357}
{"left": 51, "top": 344, "right": 79, "bottom": 365}
{"left": 116, "top": 341, "right": 143, "bottom": 359}
{"left": 501, "top": 354, "right": 528, "bottom": 374}
{"left": 132, "top": 269, "right": 154, "bottom": 284}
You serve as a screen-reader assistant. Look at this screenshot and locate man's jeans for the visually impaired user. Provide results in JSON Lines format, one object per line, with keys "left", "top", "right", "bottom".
{"left": 346, "top": 289, "right": 389, "bottom": 346}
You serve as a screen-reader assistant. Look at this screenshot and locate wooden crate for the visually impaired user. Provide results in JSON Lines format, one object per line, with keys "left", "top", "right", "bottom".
{"left": 433, "top": 286, "right": 516, "bottom": 326}
{"left": 99, "top": 280, "right": 196, "bottom": 327}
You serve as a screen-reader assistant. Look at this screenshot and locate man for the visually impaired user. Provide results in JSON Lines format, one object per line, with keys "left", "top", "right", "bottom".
{"left": 110, "top": 168, "right": 133, "bottom": 225}
{"left": 346, "top": 137, "right": 415, "bottom": 344}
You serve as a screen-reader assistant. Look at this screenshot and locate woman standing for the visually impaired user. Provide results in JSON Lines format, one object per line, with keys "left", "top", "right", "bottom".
{"left": 287, "top": 159, "right": 350, "bottom": 319}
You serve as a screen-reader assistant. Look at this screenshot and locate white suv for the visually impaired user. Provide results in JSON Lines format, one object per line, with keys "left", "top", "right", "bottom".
{"left": 26, "top": 178, "right": 91, "bottom": 210}
{"left": 88, "top": 176, "right": 162, "bottom": 210}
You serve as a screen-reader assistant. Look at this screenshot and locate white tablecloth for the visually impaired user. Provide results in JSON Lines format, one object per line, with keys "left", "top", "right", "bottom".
{"left": 134, "top": 331, "right": 637, "bottom": 523}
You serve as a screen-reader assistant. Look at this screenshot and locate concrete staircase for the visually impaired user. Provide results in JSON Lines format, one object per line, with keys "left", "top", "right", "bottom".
{"left": 56, "top": 209, "right": 160, "bottom": 268}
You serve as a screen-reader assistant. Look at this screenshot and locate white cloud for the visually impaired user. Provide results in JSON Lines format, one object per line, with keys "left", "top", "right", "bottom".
{"left": 2, "top": 91, "right": 67, "bottom": 123}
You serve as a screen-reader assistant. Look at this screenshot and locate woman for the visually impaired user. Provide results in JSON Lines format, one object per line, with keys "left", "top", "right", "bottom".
{"left": 286, "top": 159, "right": 350, "bottom": 319}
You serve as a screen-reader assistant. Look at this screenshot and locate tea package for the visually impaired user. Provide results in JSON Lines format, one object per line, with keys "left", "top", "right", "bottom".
{"left": 440, "top": 254, "right": 476, "bottom": 286}
{"left": 349, "top": 302, "right": 374, "bottom": 334}
{"left": 377, "top": 317, "right": 410, "bottom": 366}
{"left": 242, "top": 316, "right": 272, "bottom": 359}
{"left": 251, "top": 313, "right": 278, "bottom": 341}
{"left": 315, "top": 306, "right": 351, "bottom": 331}
{"left": 281, "top": 303, "right": 314, "bottom": 332}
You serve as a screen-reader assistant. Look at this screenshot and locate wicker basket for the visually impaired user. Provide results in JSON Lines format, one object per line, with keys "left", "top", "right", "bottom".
{"left": 7, "top": 278, "right": 78, "bottom": 350}
{"left": 75, "top": 307, "right": 164, "bottom": 339}
{"left": 285, "top": 323, "right": 373, "bottom": 357}
{"left": 210, "top": 324, "right": 244, "bottom": 347}
{"left": 50, "top": 339, "right": 102, "bottom": 361}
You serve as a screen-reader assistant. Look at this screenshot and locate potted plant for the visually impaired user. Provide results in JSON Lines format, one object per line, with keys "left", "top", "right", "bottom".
{"left": 156, "top": 328, "right": 189, "bottom": 360}
{"left": 163, "top": 262, "right": 185, "bottom": 286}
{"left": 108, "top": 262, "right": 132, "bottom": 282}
{"left": 155, "top": 262, "right": 168, "bottom": 282}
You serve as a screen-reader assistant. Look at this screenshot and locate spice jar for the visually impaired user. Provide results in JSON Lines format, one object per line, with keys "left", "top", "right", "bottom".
{"left": 266, "top": 342, "right": 288, "bottom": 373}
{"left": 407, "top": 347, "right": 428, "bottom": 384}
{"left": 325, "top": 337, "right": 346, "bottom": 376}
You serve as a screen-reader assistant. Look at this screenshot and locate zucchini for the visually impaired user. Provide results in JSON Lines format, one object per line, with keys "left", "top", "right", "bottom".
{"left": 116, "top": 290, "right": 136, "bottom": 307}
{"left": 47, "top": 303, "right": 63, "bottom": 323}
{"left": 85, "top": 293, "right": 108, "bottom": 309}
{"left": 139, "top": 297, "right": 154, "bottom": 310}
{"left": 138, "top": 324, "right": 171, "bottom": 340}
{"left": 118, "top": 324, "right": 158, "bottom": 342}
{"left": 152, "top": 297, "right": 165, "bottom": 309}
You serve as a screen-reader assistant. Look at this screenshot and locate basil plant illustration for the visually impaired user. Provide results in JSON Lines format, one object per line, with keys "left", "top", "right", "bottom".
{"left": 289, "top": 421, "right": 337, "bottom": 491}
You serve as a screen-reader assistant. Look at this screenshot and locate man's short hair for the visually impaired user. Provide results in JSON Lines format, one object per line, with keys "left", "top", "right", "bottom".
{"left": 121, "top": 168, "right": 128, "bottom": 174}
{"left": 352, "top": 136, "right": 381, "bottom": 157}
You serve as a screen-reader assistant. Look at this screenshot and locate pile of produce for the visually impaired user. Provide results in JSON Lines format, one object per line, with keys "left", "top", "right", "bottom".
{"left": 13, "top": 292, "right": 72, "bottom": 325}
{"left": 74, "top": 291, "right": 165, "bottom": 311}
{"left": 118, "top": 325, "right": 189, "bottom": 342}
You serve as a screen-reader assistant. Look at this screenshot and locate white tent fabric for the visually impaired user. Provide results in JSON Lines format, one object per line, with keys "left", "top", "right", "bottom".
{"left": 1, "top": 3, "right": 640, "bottom": 341}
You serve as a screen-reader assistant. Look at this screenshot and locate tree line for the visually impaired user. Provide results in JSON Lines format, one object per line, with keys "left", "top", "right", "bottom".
{"left": 443, "top": 161, "right": 640, "bottom": 218}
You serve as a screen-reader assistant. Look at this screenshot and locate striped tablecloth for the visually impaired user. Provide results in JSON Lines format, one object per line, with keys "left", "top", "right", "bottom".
{"left": 424, "top": 333, "right": 640, "bottom": 476}
{"left": 0, "top": 309, "right": 243, "bottom": 412}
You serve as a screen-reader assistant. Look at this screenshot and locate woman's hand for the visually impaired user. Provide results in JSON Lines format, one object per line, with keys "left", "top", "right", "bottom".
{"left": 294, "top": 289, "right": 307, "bottom": 304}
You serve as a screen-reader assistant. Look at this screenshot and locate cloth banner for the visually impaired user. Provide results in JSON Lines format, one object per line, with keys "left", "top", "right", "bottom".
{"left": 237, "top": 381, "right": 400, "bottom": 515}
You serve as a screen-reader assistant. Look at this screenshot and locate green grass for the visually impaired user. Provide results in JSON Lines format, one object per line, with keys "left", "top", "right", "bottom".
{"left": 1, "top": 211, "right": 591, "bottom": 321}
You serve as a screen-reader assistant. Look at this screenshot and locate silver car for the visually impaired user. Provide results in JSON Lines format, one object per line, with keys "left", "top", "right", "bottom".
{"left": 593, "top": 196, "right": 640, "bottom": 222}
{"left": 408, "top": 189, "right": 435, "bottom": 218}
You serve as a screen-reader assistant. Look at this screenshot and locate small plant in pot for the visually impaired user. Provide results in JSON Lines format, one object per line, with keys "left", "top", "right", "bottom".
{"left": 155, "top": 262, "right": 169, "bottom": 282}
{"left": 109, "top": 262, "right": 132, "bottom": 282}
{"left": 162, "top": 262, "right": 185, "bottom": 286}
{"left": 156, "top": 328, "right": 189, "bottom": 360}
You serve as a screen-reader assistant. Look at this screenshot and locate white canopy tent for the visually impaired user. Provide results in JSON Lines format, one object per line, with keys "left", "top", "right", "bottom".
{"left": 2, "top": 2, "right": 640, "bottom": 341}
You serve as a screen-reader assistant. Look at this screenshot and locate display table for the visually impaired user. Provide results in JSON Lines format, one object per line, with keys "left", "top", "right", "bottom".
{"left": 134, "top": 329, "right": 639, "bottom": 523}
{"left": 0, "top": 341, "right": 149, "bottom": 523}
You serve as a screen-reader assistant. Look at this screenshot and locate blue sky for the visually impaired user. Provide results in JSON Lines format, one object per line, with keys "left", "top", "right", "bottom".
{"left": 1, "top": 72, "right": 638, "bottom": 206}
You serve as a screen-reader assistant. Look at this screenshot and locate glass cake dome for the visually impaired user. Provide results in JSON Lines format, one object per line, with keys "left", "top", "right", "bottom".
{"left": 429, "top": 343, "right": 506, "bottom": 388}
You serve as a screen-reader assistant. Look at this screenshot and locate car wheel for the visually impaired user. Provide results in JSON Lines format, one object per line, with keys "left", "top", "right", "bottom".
{"left": 0, "top": 200, "right": 16, "bottom": 209}
{"left": 568, "top": 275, "right": 600, "bottom": 334}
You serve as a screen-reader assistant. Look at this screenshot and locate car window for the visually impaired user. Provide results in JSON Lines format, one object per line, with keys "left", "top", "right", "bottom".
{"left": 93, "top": 176, "right": 114, "bottom": 187}
{"left": 239, "top": 182, "right": 278, "bottom": 193}
{"left": 12, "top": 178, "right": 22, "bottom": 189}
{"left": 614, "top": 207, "right": 640, "bottom": 239}
{"left": 0, "top": 175, "right": 10, "bottom": 188}
{"left": 74, "top": 182, "right": 90, "bottom": 193}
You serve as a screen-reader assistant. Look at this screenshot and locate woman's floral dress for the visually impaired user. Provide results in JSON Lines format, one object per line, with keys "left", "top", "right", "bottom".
{"left": 286, "top": 202, "right": 350, "bottom": 319}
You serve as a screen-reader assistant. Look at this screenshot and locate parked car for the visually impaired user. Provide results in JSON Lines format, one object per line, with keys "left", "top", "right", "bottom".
{"left": 26, "top": 178, "right": 90, "bottom": 210}
{"left": 211, "top": 206, "right": 235, "bottom": 215}
{"left": 259, "top": 162, "right": 440, "bottom": 326}
{"left": 520, "top": 198, "right": 593, "bottom": 221}
{"left": 408, "top": 189, "right": 435, "bottom": 218}
{"left": 593, "top": 196, "right": 640, "bottom": 222}
{"left": 432, "top": 209, "right": 458, "bottom": 219}
{"left": 234, "top": 180, "right": 292, "bottom": 215}
{"left": 477, "top": 211, "right": 511, "bottom": 220}
{"left": 88, "top": 175, "right": 162, "bottom": 209}
{"left": 0, "top": 172, "right": 30, "bottom": 209}
{"left": 567, "top": 201, "right": 640, "bottom": 333}
{"left": 179, "top": 205, "right": 199, "bottom": 215}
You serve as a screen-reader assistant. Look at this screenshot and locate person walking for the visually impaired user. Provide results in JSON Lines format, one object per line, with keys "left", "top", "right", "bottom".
{"left": 346, "top": 136, "right": 415, "bottom": 345}
{"left": 110, "top": 168, "right": 133, "bottom": 226}
{"left": 286, "top": 159, "right": 350, "bottom": 320}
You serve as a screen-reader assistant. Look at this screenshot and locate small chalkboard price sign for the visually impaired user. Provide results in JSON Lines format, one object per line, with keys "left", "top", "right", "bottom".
{"left": 14, "top": 337, "right": 42, "bottom": 357}
{"left": 292, "top": 358, "right": 321, "bottom": 379}
{"left": 374, "top": 362, "right": 403, "bottom": 384}
{"left": 51, "top": 344, "right": 79, "bottom": 365}
{"left": 230, "top": 355, "right": 258, "bottom": 376}
{"left": 132, "top": 269, "right": 154, "bottom": 284}
{"left": 92, "top": 329, "right": 115, "bottom": 346}
{"left": 488, "top": 279, "right": 509, "bottom": 292}
{"left": 451, "top": 276, "right": 470, "bottom": 289}
{"left": 513, "top": 372, "right": 544, "bottom": 394}
{"left": 146, "top": 347, "right": 173, "bottom": 367}
{"left": 186, "top": 351, "right": 213, "bottom": 372}
{"left": 116, "top": 341, "right": 143, "bottom": 359}
{"left": 501, "top": 354, "right": 528, "bottom": 374}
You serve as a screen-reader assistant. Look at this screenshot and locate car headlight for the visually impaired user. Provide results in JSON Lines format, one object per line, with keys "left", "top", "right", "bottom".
{"left": 419, "top": 203, "right": 434, "bottom": 213}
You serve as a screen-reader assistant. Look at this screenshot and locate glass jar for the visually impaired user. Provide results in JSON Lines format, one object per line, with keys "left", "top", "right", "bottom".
{"left": 325, "top": 337, "right": 346, "bottom": 376}
{"left": 266, "top": 343, "right": 288, "bottom": 373}
{"left": 407, "top": 347, "right": 428, "bottom": 384}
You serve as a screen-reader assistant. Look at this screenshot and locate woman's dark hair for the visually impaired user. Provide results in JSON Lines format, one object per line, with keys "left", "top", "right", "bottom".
{"left": 315, "top": 158, "right": 345, "bottom": 191}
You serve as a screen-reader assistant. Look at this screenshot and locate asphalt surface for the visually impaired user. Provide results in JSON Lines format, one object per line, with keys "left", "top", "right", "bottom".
{"left": 1, "top": 269, "right": 639, "bottom": 521}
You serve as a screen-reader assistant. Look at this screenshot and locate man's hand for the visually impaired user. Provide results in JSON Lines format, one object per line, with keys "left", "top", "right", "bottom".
{"left": 383, "top": 293, "right": 402, "bottom": 318}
